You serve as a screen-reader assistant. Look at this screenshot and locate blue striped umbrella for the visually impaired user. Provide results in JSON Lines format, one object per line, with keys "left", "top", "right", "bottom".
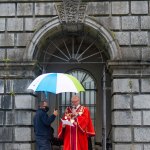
{"left": 27, "top": 73, "right": 85, "bottom": 94}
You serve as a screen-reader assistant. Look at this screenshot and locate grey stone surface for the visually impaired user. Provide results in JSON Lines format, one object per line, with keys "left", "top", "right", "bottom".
{"left": 131, "top": 32, "right": 148, "bottom": 45}
{"left": 144, "top": 144, "right": 150, "bottom": 150}
{"left": 0, "top": 111, "right": 4, "bottom": 125}
{"left": 7, "top": 18, "right": 23, "bottom": 31}
{"left": 1, "top": 95, "right": 12, "bottom": 109}
{"left": 15, "top": 111, "right": 32, "bottom": 125}
{"left": 133, "top": 95, "right": 150, "bottom": 109}
{"left": 5, "top": 143, "right": 31, "bottom": 150}
{"left": 96, "top": 16, "right": 120, "bottom": 30}
{"left": 7, "top": 48, "right": 25, "bottom": 61}
{"left": 25, "top": 17, "right": 49, "bottom": 31}
{"left": 112, "top": 111, "right": 141, "bottom": 125}
{"left": 141, "top": 16, "right": 150, "bottom": 30}
{"left": 15, "top": 95, "right": 36, "bottom": 109}
{"left": 131, "top": 1, "right": 148, "bottom": 14}
{"left": 120, "top": 47, "right": 141, "bottom": 60}
{"left": 0, "top": 18, "right": 5, "bottom": 31}
{"left": 112, "top": 79, "right": 139, "bottom": 93}
{"left": 0, "top": 3, "right": 15, "bottom": 16}
{"left": 143, "top": 111, "right": 150, "bottom": 125}
{"left": 14, "top": 79, "right": 31, "bottom": 93}
{"left": 14, "top": 127, "right": 31, "bottom": 141}
{"left": 6, "top": 79, "right": 31, "bottom": 93}
{"left": 121, "top": 16, "right": 139, "bottom": 30}
{"left": 0, "top": 127, "right": 13, "bottom": 141}
{"left": 141, "top": 79, "right": 150, "bottom": 92}
{"left": 112, "top": 68, "right": 150, "bottom": 77}
{"left": 87, "top": 2, "right": 110, "bottom": 15}
{"left": 0, "top": 80, "right": 4, "bottom": 93}
{"left": 141, "top": 47, "right": 150, "bottom": 61}
{"left": 6, "top": 111, "right": 14, "bottom": 125}
{"left": 113, "top": 127, "right": 132, "bottom": 142}
{"left": 113, "top": 144, "right": 142, "bottom": 150}
{"left": 0, "top": 144, "right": 3, "bottom": 150}
{"left": 112, "top": 95, "right": 131, "bottom": 109}
{"left": 134, "top": 128, "right": 150, "bottom": 142}
{"left": 0, "top": 49, "right": 5, "bottom": 61}
{"left": 16, "top": 33, "right": 33, "bottom": 47}
{"left": 0, "top": 33, "right": 14, "bottom": 47}
{"left": 35, "top": 3, "right": 57, "bottom": 16}
{"left": 115, "top": 32, "right": 130, "bottom": 45}
{"left": 17, "top": 3, "right": 33, "bottom": 16}
{"left": 140, "top": 67, "right": 150, "bottom": 76}
{"left": 112, "top": 2, "right": 129, "bottom": 15}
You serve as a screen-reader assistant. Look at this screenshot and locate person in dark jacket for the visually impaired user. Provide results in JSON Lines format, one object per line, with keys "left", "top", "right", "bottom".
{"left": 33, "top": 101, "right": 58, "bottom": 150}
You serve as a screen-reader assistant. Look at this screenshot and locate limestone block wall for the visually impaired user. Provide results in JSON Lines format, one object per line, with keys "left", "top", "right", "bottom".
{"left": 88, "top": 1, "right": 150, "bottom": 61}
{"left": 0, "top": 63, "right": 36, "bottom": 150}
{"left": 109, "top": 64, "right": 150, "bottom": 150}
{"left": 0, "top": 0, "right": 150, "bottom": 150}
{"left": 0, "top": 1, "right": 59, "bottom": 149}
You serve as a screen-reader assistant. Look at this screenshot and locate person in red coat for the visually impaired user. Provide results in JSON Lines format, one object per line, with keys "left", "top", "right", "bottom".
{"left": 58, "top": 95, "right": 95, "bottom": 150}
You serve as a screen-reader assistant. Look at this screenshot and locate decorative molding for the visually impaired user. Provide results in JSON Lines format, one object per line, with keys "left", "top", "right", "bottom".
{"left": 55, "top": 0, "right": 87, "bottom": 24}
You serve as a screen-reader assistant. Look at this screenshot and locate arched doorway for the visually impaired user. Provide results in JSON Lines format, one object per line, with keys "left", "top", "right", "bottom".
{"left": 26, "top": 16, "right": 119, "bottom": 150}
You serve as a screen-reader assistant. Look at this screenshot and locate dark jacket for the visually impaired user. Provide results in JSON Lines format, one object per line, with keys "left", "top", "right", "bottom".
{"left": 33, "top": 108, "right": 56, "bottom": 139}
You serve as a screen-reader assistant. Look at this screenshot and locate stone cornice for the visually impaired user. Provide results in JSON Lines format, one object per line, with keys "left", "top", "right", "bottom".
{"left": 108, "top": 60, "right": 150, "bottom": 77}
{"left": 0, "top": 61, "right": 37, "bottom": 70}
{"left": 108, "top": 61, "right": 150, "bottom": 69}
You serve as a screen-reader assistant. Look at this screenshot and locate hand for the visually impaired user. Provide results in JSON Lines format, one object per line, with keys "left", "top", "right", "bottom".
{"left": 53, "top": 109, "right": 58, "bottom": 116}
{"left": 62, "top": 124, "right": 66, "bottom": 128}
{"left": 73, "top": 122, "right": 77, "bottom": 126}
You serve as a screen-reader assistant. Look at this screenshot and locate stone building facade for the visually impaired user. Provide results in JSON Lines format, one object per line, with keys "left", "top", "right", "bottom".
{"left": 0, "top": 0, "right": 150, "bottom": 150}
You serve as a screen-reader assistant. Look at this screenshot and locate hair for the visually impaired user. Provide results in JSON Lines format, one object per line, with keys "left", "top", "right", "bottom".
{"left": 39, "top": 101, "right": 48, "bottom": 107}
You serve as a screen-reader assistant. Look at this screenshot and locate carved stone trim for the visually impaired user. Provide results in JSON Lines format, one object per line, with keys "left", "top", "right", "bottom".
{"left": 55, "top": 0, "right": 87, "bottom": 24}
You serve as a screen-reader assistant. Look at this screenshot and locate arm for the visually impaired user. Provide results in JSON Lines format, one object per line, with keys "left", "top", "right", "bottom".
{"left": 40, "top": 111, "right": 56, "bottom": 126}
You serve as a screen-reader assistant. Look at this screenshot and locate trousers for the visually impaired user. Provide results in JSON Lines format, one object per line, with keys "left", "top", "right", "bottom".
{"left": 36, "top": 137, "right": 52, "bottom": 150}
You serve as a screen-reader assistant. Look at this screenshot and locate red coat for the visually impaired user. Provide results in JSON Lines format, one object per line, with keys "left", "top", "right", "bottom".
{"left": 58, "top": 105, "right": 95, "bottom": 150}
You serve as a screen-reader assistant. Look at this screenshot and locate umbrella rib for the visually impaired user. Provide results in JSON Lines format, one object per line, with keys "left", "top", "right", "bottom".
{"left": 45, "top": 51, "right": 69, "bottom": 62}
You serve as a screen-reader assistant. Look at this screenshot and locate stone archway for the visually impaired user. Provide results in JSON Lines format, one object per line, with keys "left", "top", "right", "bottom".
{"left": 24, "top": 16, "right": 121, "bottom": 61}
{"left": 25, "top": 15, "right": 121, "bottom": 150}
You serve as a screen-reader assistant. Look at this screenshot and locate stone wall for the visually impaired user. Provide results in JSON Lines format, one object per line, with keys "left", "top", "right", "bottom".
{"left": 0, "top": 62, "right": 36, "bottom": 150}
{"left": 109, "top": 62, "right": 150, "bottom": 150}
{"left": 0, "top": 0, "right": 150, "bottom": 150}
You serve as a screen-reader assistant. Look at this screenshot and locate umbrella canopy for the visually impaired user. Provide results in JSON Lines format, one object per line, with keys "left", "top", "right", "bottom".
{"left": 27, "top": 73, "right": 85, "bottom": 94}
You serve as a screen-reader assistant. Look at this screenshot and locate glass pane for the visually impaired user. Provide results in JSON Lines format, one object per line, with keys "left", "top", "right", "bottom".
{"left": 90, "top": 91, "right": 95, "bottom": 104}
{"left": 80, "top": 92, "right": 84, "bottom": 104}
{"left": 66, "top": 93, "right": 71, "bottom": 105}
{"left": 60, "top": 107, "right": 66, "bottom": 118}
{"left": 90, "top": 82, "right": 95, "bottom": 89}
{"left": 85, "top": 91, "right": 90, "bottom": 104}
{"left": 61, "top": 93, "right": 66, "bottom": 105}
{"left": 90, "top": 107, "right": 95, "bottom": 119}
